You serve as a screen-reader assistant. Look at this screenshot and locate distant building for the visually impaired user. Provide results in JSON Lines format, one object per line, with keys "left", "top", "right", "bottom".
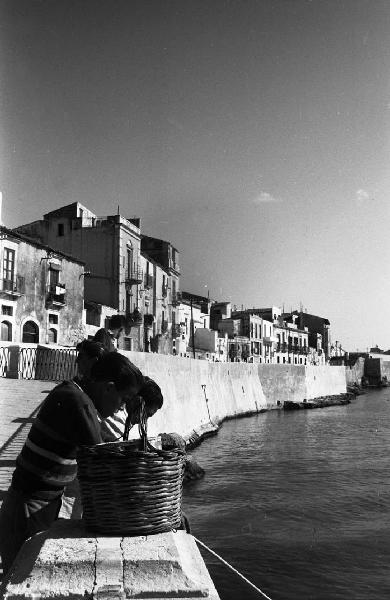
{"left": 210, "top": 301, "right": 231, "bottom": 330}
{"left": 141, "top": 236, "right": 181, "bottom": 354}
{"left": 273, "top": 314, "right": 309, "bottom": 365}
{"left": 0, "top": 225, "right": 85, "bottom": 345}
{"left": 229, "top": 311, "right": 269, "bottom": 362}
{"left": 292, "top": 311, "right": 331, "bottom": 360}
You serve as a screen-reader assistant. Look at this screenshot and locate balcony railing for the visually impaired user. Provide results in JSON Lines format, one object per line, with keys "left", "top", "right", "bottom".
{"left": 1, "top": 276, "right": 25, "bottom": 297}
{"left": 125, "top": 268, "right": 143, "bottom": 286}
{"left": 275, "top": 342, "right": 308, "bottom": 354}
{"left": 125, "top": 308, "right": 143, "bottom": 327}
{"left": 144, "top": 313, "right": 155, "bottom": 327}
{"left": 171, "top": 292, "right": 182, "bottom": 306}
{"left": 172, "top": 324, "right": 183, "bottom": 338}
{"left": 46, "top": 284, "right": 66, "bottom": 307}
{"left": 263, "top": 335, "right": 277, "bottom": 345}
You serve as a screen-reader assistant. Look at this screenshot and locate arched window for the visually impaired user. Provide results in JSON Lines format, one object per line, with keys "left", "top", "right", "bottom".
{"left": 22, "top": 321, "right": 39, "bottom": 343}
{"left": 47, "top": 328, "right": 57, "bottom": 344}
{"left": 1, "top": 321, "right": 12, "bottom": 342}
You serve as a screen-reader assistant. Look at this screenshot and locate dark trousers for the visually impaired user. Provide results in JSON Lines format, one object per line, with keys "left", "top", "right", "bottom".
{"left": 0, "top": 486, "right": 61, "bottom": 576}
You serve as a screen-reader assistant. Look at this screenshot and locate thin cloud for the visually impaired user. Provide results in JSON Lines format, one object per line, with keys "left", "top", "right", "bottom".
{"left": 253, "top": 191, "right": 281, "bottom": 204}
{"left": 356, "top": 189, "right": 370, "bottom": 203}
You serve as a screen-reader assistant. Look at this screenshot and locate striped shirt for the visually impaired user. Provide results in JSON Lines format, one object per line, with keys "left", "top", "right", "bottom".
{"left": 12, "top": 380, "right": 102, "bottom": 500}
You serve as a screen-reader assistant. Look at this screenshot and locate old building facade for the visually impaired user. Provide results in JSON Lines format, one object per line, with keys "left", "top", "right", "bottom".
{"left": 14, "top": 203, "right": 182, "bottom": 353}
{"left": 0, "top": 226, "right": 84, "bottom": 345}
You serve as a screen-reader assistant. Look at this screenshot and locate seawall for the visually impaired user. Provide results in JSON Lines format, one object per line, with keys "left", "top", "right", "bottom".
{"left": 121, "top": 352, "right": 347, "bottom": 441}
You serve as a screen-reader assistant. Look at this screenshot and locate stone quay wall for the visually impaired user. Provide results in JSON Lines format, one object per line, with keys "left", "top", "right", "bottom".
{"left": 121, "top": 351, "right": 347, "bottom": 441}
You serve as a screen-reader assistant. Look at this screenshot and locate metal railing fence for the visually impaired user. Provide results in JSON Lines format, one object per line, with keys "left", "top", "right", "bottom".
{"left": 0, "top": 346, "right": 77, "bottom": 381}
{"left": 19, "top": 347, "right": 77, "bottom": 381}
{"left": 0, "top": 346, "right": 10, "bottom": 377}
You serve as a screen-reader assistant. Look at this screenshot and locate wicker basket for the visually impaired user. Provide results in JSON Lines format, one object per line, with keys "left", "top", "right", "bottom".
{"left": 77, "top": 434, "right": 186, "bottom": 536}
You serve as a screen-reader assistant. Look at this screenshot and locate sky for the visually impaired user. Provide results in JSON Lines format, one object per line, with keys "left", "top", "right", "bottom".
{"left": 1, "top": 0, "right": 390, "bottom": 351}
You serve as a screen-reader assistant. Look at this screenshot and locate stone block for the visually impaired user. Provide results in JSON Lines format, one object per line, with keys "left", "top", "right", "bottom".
{"left": 1, "top": 520, "right": 220, "bottom": 600}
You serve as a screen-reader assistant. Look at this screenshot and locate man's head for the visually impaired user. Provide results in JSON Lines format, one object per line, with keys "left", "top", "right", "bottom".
{"left": 87, "top": 353, "right": 145, "bottom": 419}
{"left": 126, "top": 376, "right": 164, "bottom": 424}
{"left": 109, "top": 315, "right": 126, "bottom": 339}
{"left": 76, "top": 340, "right": 108, "bottom": 380}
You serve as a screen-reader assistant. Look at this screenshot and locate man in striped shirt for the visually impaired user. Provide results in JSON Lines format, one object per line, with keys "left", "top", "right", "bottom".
{"left": 0, "top": 352, "right": 145, "bottom": 576}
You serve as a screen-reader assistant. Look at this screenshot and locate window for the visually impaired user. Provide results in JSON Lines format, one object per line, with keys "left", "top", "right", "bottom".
{"left": 3, "top": 248, "right": 15, "bottom": 285}
{"left": 127, "top": 248, "right": 133, "bottom": 279}
{"left": 124, "top": 337, "right": 132, "bottom": 351}
{"left": 58, "top": 224, "right": 64, "bottom": 236}
{"left": 1, "top": 321, "right": 12, "bottom": 341}
{"left": 49, "top": 267, "right": 60, "bottom": 288}
{"left": 22, "top": 321, "right": 39, "bottom": 343}
{"left": 126, "top": 290, "right": 132, "bottom": 314}
{"left": 2, "top": 305, "right": 13, "bottom": 316}
{"left": 47, "top": 328, "right": 57, "bottom": 344}
{"left": 48, "top": 314, "right": 58, "bottom": 325}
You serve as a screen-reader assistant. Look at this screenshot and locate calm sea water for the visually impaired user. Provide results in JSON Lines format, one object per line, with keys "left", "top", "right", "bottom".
{"left": 182, "top": 389, "right": 390, "bottom": 600}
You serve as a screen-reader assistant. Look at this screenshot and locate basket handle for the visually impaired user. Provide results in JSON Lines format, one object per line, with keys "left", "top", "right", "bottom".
{"left": 123, "top": 399, "right": 149, "bottom": 452}
{"left": 123, "top": 400, "right": 186, "bottom": 457}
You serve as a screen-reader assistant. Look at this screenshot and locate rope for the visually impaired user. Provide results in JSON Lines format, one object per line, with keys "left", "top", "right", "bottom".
{"left": 193, "top": 536, "right": 274, "bottom": 600}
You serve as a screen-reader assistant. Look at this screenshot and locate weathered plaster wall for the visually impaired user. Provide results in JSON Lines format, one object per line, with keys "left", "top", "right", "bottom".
{"left": 345, "top": 358, "right": 365, "bottom": 385}
{"left": 256, "top": 364, "right": 307, "bottom": 405}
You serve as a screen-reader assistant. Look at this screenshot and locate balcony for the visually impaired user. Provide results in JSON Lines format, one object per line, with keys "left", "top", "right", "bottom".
{"left": 171, "top": 292, "right": 182, "bottom": 307}
{"left": 46, "top": 284, "right": 66, "bottom": 308}
{"left": 172, "top": 324, "right": 183, "bottom": 338}
{"left": 263, "top": 336, "right": 277, "bottom": 345}
{"left": 275, "top": 342, "right": 308, "bottom": 354}
{"left": 125, "top": 268, "right": 143, "bottom": 286}
{"left": 276, "top": 342, "right": 287, "bottom": 353}
{"left": 0, "top": 276, "right": 25, "bottom": 298}
{"left": 144, "top": 313, "right": 155, "bottom": 328}
{"left": 126, "top": 308, "right": 143, "bottom": 327}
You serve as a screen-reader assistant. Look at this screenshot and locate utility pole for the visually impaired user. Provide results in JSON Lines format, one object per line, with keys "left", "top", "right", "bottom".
{"left": 190, "top": 298, "right": 196, "bottom": 358}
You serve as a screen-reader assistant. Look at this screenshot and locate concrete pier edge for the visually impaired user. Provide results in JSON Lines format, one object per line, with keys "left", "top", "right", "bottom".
{"left": 0, "top": 520, "right": 220, "bottom": 600}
